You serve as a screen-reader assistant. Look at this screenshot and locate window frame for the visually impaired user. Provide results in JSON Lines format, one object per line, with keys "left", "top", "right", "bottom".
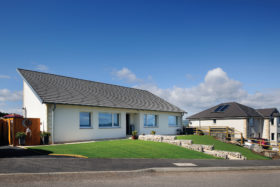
{"left": 144, "top": 114, "right": 158, "bottom": 128}
{"left": 79, "top": 112, "right": 92, "bottom": 129}
{"left": 168, "top": 116, "right": 179, "bottom": 127}
{"left": 98, "top": 112, "right": 120, "bottom": 128}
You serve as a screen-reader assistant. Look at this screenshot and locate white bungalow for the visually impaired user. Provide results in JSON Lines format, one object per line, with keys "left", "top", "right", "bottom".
{"left": 18, "top": 69, "right": 185, "bottom": 143}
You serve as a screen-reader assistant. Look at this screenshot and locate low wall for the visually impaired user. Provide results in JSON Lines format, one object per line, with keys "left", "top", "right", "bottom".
{"left": 138, "top": 135, "right": 246, "bottom": 160}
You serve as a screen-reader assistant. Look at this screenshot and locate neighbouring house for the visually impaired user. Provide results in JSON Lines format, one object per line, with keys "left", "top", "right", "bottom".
{"left": 18, "top": 68, "right": 185, "bottom": 143}
{"left": 188, "top": 102, "right": 280, "bottom": 144}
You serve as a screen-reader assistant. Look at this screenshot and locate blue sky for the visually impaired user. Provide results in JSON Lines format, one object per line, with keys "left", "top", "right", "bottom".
{"left": 0, "top": 0, "right": 279, "bottom": 115}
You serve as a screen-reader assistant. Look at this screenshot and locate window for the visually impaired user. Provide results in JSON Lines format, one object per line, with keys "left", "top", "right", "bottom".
{"left": 113, "top": 113, "right": 120, "bottom": 127}
{"left": 278, "top": 133, "right": 280, "bottom": 141}
{"left": 144, "top": 114, "right": 157, "bottom": 127}
{"left": 249, "top": 118, "right": 254, "bottom": 127}
{"left": 80, "top": 112, "right": 91, "bottom": 128}
{"left": 168, "top": 116, "right": 178, "bottom": 126}
{"left": 99, "top": 113, "right": 120, "bottom": 128}
{"left": 271, "top": 133, "right": 275, "bottom": 141}
{"left": 278, "top": 117, "right": 280, "bottom": 127}
{"left": 213, "top": 119, "right": 216, "bottom": 124}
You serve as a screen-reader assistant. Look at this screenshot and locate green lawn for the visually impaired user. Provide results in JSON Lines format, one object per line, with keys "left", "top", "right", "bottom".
{"left": 177, "top": 135, "right": 270, "bottom": 160}
{"left": 28, "top": 139, "right": 217, "bottom": 159}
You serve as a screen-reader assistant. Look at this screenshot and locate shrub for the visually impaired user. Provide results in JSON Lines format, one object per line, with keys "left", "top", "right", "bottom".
{"left": 40, "top": 132, "right": 51, "bottom": 137}
{"left": 132, "top": 130, "right": 138, "bottom": 139}
{"left": 15, "top": 132, "right": 26, "bottom": 139}
{"left": 151, "top": 130, "right": 156, "bottom": 135}
{"left": 132, "top": 130, "right": 137, "bottom": 136}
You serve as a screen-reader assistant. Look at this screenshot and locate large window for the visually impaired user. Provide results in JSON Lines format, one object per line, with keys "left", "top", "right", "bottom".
{"left": 168, "top": 116, "right": 178, "bottom": 126}
{"left": 99, "top": 113, "right": 120, "bottom": 127}
{"left": 144, "top": 114, "right": 157, "bottom": 127}
{"left": 80, "top": 112, "right": 91, "bottom": 128}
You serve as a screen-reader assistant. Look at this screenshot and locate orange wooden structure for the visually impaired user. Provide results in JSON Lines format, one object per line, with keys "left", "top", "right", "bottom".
{"left": 0, "top": 117, "right": 40, "bottom": 146}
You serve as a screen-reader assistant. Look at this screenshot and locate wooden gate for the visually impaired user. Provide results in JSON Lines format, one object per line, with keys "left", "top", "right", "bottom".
{"left": 0, "top": 118, "right": 40, "bottom": 146}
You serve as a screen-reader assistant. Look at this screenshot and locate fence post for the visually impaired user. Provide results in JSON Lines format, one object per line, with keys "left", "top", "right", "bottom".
{"left": 241, "top": 133, "right": 243, "bottom": 145}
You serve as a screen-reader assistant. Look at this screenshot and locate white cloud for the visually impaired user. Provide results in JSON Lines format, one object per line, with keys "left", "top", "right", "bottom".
{"left": 113, "top": 67, "right": 141, "bottom": 83}
{"left": 0, "top": 89, "right": 22, "bottom": 114}
{"left": 0, "top": 89, "right": 22, "bottom": 102}
{"left": 115, "top": 67, "right": 280, "bottom": 116}
{"left": 36, "top": 64, "right": 49, "bottom": 72}
{"left": 0, "top": 75, "right": 11, "bottom": 79}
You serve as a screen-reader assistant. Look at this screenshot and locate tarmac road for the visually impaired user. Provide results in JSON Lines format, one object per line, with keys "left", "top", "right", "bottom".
{"left": 1, "top": 170, "right": 280, "bottom": 187}
{"left": 1, "top": 157, "right": 280, "bottom": 173}
{"left": 1, "top": 146, "right": 280, "bottom": 173}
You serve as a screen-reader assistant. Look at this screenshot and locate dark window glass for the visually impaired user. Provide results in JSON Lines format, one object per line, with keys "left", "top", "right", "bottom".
{"left": 80, "top": 112, "right": 91, "bottom": 127}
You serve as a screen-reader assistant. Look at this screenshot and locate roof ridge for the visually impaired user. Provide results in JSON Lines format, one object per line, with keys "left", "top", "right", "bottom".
{"left": 17, "top": 68, "right": 148, "bottom": 93}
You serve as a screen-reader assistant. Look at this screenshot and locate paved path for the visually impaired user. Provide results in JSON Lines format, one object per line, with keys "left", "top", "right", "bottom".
{"left": 1, "top": 157, "right": 280, "bottom": 173}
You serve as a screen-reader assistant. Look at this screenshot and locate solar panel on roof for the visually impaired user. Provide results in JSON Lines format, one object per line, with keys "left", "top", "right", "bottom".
{"left": 214, "top": 105, "right": 224, "bottom": 112}
{"left": 220, "top": 105, "right": 229, "bottom": 111}
{"left": 214, "top": 104, "right": 229, "bottom": 112}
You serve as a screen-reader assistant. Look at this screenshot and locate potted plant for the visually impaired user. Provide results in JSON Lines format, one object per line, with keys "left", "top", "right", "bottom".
{"left": 132, "top": 130, "right": 138, "bottom": 140}
{"left": 151, "top": 130, "right": 156, "bottom": 135}
{"left": 41, "top": 132, "right": 51, "bottom": 145}
{"left": 15, "top": 132, "right": 27, "bottom": 146}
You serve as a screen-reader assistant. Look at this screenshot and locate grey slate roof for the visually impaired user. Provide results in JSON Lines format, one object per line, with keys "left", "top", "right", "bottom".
{"left": 188, "top": 102, "right": 262, "bottom": 119}
{"left": 256, "top": 108, "right": 280, "bottom": 118}
{"left": 18, "top": 69, "right": 184, "bottom": 113}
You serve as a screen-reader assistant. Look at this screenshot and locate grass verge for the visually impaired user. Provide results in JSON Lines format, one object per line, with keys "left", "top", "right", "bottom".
{"left": 177, "top": 135, "right": 270, "bottom": 160}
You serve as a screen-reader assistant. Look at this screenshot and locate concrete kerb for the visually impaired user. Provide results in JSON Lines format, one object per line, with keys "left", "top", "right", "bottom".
{"left": 1, "top": 166, "right": 280, "bottom": 177}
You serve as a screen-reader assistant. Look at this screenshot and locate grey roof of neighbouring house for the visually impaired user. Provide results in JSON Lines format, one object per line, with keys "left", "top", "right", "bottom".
{"left": 188, "top": 102, "right": 262, "bottom": 120}
{"left": 256, "top": 108, "right": 280, "bottom": 118}
{"left": 17, "top": 68, "right": 184, "bottom": 113}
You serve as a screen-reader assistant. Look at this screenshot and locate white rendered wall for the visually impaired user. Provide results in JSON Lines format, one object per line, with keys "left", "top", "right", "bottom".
{"left": 190, "top": 118, "right": 263, "bottom": 139}
{"left": 190, "top": 119, "right": 246, "bottom": 137}
{"left": 23, "top": 81, "right": 47, "bottom": 131}
{"left": 49, "top": 104, "right": 182, "bottom": 143}
{"left": 138, "top": 111, "right": 182, "bottom": 135}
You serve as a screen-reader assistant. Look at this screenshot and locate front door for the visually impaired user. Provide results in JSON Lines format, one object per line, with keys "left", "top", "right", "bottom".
{"left": 126, "top": 114, "right": 130, "bottom": 135}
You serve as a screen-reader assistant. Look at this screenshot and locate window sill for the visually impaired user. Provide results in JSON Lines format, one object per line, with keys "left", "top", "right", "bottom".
{"left": 79, "top": 127, "right": 93, "bottom": 129}
{"left": 144, "top": 126, "right": 158, "bottom": 128}
{"left": 168, "top": 125, "right": 180, "bottom": 127}
{"left": 99, "top": 126, "right": 121, "bottom": 129}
